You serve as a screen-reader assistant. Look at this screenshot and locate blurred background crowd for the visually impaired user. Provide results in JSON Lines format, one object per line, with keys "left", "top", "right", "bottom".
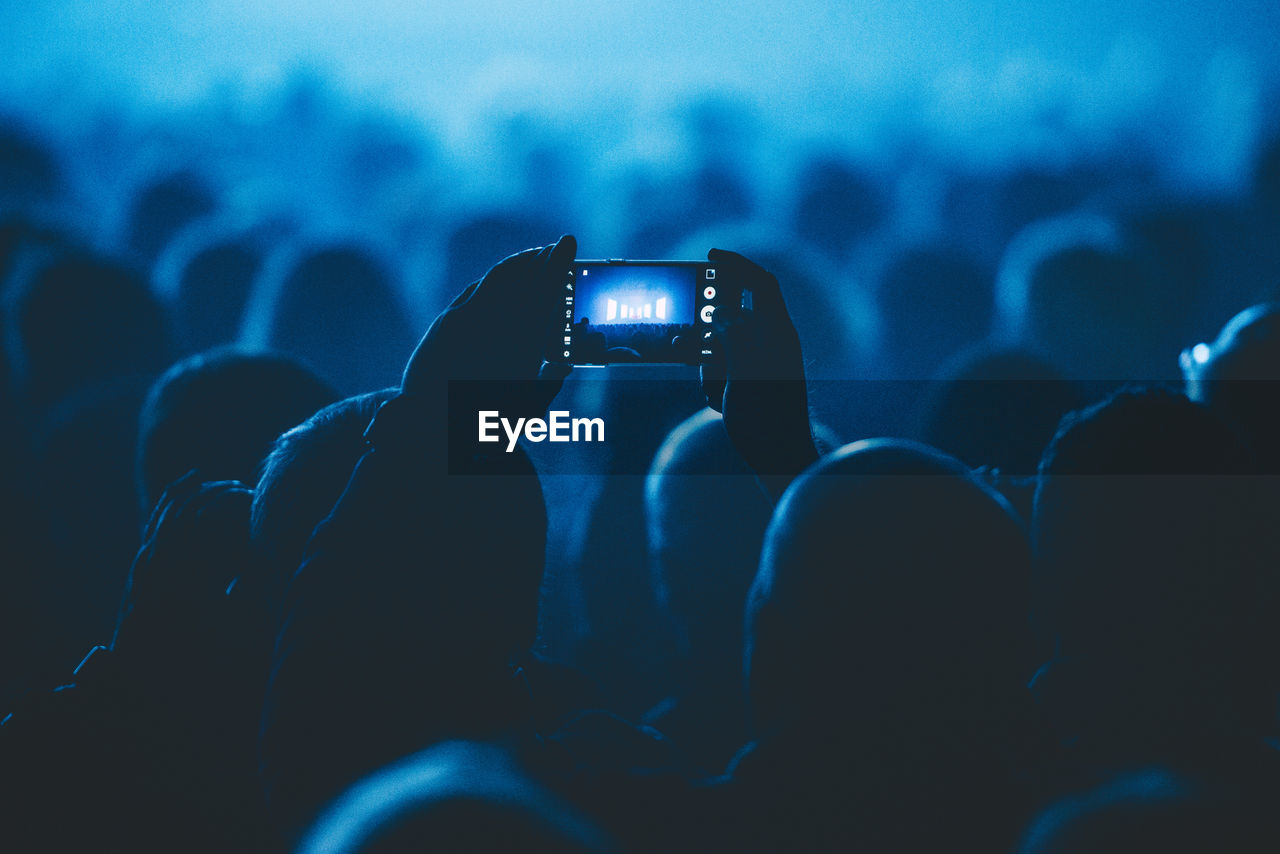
{"left": 2, "top": 2, "right": 1280, "bottom": 851}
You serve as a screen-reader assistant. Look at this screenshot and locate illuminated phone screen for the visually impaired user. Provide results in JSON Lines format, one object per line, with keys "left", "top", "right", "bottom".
{"left": 558, "top": 261, "right": 720, "bottom": 365}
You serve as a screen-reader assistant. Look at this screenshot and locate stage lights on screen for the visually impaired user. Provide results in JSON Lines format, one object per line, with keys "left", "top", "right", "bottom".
{"left": 604, "top": 296, "right": 668, "bottom": 322}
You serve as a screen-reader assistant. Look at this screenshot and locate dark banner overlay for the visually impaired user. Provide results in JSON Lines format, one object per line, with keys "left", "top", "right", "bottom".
{"left": 443, "top": 374, "right": 1280, "bottom": 477}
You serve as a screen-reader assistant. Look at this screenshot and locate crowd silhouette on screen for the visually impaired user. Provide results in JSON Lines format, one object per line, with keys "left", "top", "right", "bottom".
{"left": 2, "top": 85, "right": 1280, "bottom": 853}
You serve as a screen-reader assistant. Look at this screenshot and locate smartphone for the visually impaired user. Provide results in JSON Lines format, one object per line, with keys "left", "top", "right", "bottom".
{"left": 550, "top": 260, "right": 728, "bottom": 365}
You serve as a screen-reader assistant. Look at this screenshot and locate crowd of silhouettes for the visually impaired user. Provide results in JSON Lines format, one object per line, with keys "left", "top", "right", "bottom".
{"left": 2, "top": 88, "right": 1280, "bottom": 853}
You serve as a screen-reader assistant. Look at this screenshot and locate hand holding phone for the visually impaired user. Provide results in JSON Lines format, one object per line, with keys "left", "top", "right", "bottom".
{"left": 700, "top": 248, "right": 819, "bottom": 495}
{"left": 391, "top": 235, "right": 575, "bottom": 460}
{"left": 403, "top": 236, "right": 573, "bottom": 388}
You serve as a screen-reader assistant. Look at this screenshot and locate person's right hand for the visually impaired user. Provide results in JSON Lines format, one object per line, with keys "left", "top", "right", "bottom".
{"left": 700, "top": 249, "right": 819, "bottom": 494}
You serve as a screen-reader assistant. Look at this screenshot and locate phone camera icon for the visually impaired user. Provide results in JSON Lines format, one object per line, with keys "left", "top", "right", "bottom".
{"left": 700, "top": 305, "right": 715, "bottom": 323}
{"left": 703, "top": 285, "right": 716, "bottom": 300}
{"left": 706, "top": 269, "right": 716, "bottom": 280}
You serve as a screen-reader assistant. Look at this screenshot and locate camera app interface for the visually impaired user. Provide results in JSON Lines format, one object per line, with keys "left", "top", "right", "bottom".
{"left": 559, "top": 262, "right": 718, "bottom": 364}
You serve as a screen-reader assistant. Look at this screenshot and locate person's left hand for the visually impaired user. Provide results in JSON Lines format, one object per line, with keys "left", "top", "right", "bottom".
{"left": 400, "top": 235, "right": 575, "bottom": 419}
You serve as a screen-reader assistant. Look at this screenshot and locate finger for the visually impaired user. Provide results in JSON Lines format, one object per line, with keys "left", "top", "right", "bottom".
{"left": 487, "top": 235, "right": 577, "bottom": 315}
{"left": 707, "top": 247, "right": 753, "bottom": 267}
{"left": 472, "top": 244, "right": 550, "bottom": 307}
{"left": 514, "top": 234, "right": 575, "bottom": 274}
{"left": 536, "top": 234, "right": 577, "bottom": 313}
{"left": 522, "top": 236, "right": 576, "bottom": 350}
{"left": 547, "top": 234, "right": 576, "bottom": 272}
{"left": 708, "top": 247, "right": 788, "bottom": 319}
{"left": 501, "top": 238, "right": 576, "bottom": 370}
{"left": 447, "top": 280, "right": 481, "bottom": 310}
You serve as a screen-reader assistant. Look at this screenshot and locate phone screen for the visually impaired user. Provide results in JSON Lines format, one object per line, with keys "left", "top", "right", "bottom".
{"left": 554, "top": 260, "right": 722, "bottom": 365}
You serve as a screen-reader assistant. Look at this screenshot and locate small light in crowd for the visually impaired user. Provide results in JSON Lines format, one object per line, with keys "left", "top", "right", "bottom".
{"left": 1191, "top": 343, "right": 1211, "bottom": 364}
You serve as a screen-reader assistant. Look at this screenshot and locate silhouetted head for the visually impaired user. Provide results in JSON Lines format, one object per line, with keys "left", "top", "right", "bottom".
{"left": 0, "top": 118, "right": 62, "bottom": 210}
{"left": 137, "top": 348, "right": 337, "bottom": 514}
{"left": 298, "top": 741, "right": 611, "bottom": 854}
{"left": 122, "top": 169, "right": 218, "bottom": 267}
{"left": 6, "top": 250, "right": 170, "bottom": 411}
{"left": 1033, "top": 388, "right": 1275, "bottom": 722}
{"left": 1018, "top": 769, "right": 1280, "bottom": 854}
{"left": 876, "top": 245, "right": 994, "bottom": 380}
{"left": 0, "top": 217, "right": 75, "bottom": 426}
{"left": 176, "top": 239, "right": 259, "bottom": 350}
{"left": 258, "top": 388, "right": 550, "bottom": 658}
{"left": 647, "top": 409, "right": 841, "bottom": 665}
{"left": 0, "top": 215, "right": 75, "bottom": 292}
{"left": 791, "top": 154, "right": 888, "bottom": 261}
{"left": 746, "top": 439, "right": 1031, "bottom": 743}
{"left": 1183, "top": 303, "right": 1280, "bottom": 473}
{"left": 258, "top": 399, "right": 551, "bottom": 839}
{"left": 626, "top": 165, "right": 753, "bottom": 256}
{"left": 261, "top": 243, "right": 415, "bottom": 396}
{"left": 920, "top": 347, "right": 1085, "bottom": 474}
{"left": 994, "top": 165, "right": 1111, "bottom": 244}
{"left": 252, "top": 388, "right": 396, "bottom": 606}
{"left": 154, "top": 223, "right": 275, "bottom": 354}
{"left": 997, "top": 214, "right": 1179, "bottom": 382}
{"left": 646, "top": 409, "right": 774, "bottom": 668}
{"left": 1123, "top": 204, "right": 1217, "bottom": 333}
